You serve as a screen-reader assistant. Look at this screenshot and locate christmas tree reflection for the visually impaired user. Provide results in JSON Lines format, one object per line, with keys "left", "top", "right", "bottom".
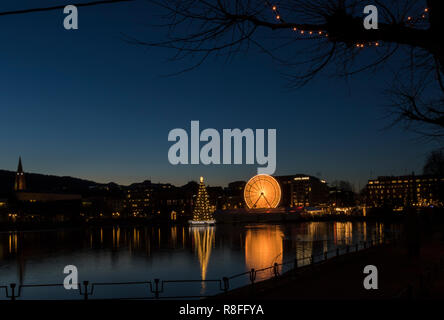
{"left": 191, "top": 226, "right": 215, "bottom": 292}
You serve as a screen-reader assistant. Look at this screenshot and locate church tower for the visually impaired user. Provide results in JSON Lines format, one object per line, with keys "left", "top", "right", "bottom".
{"left": 14, "top": 157, "right": 26, "bottom": 191}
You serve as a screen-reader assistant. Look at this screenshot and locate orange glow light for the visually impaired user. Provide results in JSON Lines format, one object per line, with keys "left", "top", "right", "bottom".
{"left": 244, "top": 174, "right": 281, "bottom": 209}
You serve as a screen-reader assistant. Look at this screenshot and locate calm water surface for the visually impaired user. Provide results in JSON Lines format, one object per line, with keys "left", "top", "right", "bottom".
{"left": 0, "top": 222, "right": 400, "bottom": 299}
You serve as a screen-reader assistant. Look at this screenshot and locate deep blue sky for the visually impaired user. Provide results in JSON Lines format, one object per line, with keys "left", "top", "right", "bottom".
{"left": 0, "top": 0, "right": 439, "bottom": 189}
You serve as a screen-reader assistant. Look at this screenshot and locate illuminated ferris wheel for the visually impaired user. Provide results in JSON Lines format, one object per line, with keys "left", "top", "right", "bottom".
{"left": 244, "top": 174, "right": 281, "bottom": 209}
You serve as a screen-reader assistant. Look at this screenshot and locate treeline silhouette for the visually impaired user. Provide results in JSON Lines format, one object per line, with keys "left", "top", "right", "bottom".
{"left": 0, "top": 170, "right": 101, "bottom": 197}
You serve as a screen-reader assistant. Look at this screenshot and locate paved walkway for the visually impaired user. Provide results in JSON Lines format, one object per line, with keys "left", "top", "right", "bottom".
{"left": 217, "top": 239, "right": 444, "bottom": 299}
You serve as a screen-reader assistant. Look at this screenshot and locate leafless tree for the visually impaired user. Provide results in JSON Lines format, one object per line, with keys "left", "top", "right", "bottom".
{"left": 131, "top": 0, "right": 443, "bottom": 137}
{"left": 423, "top": 149, "right": 444, "bottom": 175}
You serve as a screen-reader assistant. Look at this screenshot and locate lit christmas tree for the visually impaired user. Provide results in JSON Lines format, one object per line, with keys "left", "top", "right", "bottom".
{"left": 192, "top": 177, "right": 214, "bottom": 222}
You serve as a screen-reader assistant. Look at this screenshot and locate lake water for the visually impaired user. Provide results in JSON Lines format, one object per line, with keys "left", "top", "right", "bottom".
{"left": 0, "top": 221, "right": 400, "bottom": 299}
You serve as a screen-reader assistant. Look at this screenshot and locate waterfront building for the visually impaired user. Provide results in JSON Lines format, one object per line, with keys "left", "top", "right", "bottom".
{"left": 124, "top": 180, "right": 155, "bottom": 217}
{"left": 10, "top": 157, "right": 82, "bottom": 222}
{"left": 12, "top": 158, "right": 81, "bottom": 202}
{"left": 365, "top": 174, "right": 444, "bottom": 208}
{"left": 328, "top": 186, "right": 356, "bottom": 207}
{"left": 222, "top": 181, "right": 246, "bottom": 210}
{"left": 275, "top": 175, "right": 329, "bottom": 207}
{"left": 0, "top": 198, "right": 8, "bottom": 222}
{"left": 124, "top": 180, "right": 196, "bottom": 219}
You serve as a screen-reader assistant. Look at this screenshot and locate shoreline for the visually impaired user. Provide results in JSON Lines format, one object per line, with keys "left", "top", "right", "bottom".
{"left": 0, "top": 215, "right": 403, "bottom": 232}
{"left": 213, "top": 236, "right": 444, "bottom": 299}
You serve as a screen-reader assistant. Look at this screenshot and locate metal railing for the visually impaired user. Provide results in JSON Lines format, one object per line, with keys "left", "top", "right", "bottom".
{"left": 0, "top": 234, "right": 397, "bottom": 300}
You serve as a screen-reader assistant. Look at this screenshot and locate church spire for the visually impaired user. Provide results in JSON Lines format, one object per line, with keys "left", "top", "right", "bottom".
{"left": 14, "top": 156, "right": 26, "bottom": 191}
{"left": 17, "top": 156, "right": 23, "bottom": 173}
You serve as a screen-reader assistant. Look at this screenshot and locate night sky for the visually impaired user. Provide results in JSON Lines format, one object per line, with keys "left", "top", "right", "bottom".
{"left": 0, "top": 0, "right": 439, "bottom": 190}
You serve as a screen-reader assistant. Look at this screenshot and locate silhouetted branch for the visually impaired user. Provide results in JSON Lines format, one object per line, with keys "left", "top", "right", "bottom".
{"left": 0, "top": 0, "right": 134, "bottom": 16}
{"left": 136, "top": 0, "right": 443, "bottom": 136}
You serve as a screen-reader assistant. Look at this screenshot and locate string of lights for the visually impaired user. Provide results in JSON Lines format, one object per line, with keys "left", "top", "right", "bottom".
{"left": 264, "top": 2, "right": 430, "bottom": 49}
{"left": 264, "top": 0, "right": 328, "bottom": 39}
{"left": 406, "top": 7, "right": 429, "bottom": 25}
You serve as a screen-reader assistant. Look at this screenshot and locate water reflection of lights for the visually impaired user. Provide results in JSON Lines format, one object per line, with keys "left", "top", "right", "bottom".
{"left": 171, "top": 226, "right": 177, "bottom": 247}
{"left": 245, "top": 226, "right": 283, "bottom": 280}
{"left": 333, "top": 222, "right": 353, "bottom": 245}
{"left": 112, "top": 226, "right": 120, "bottom": 249}
{"left": 191, "top": 226, "right": 215, "bottom": 288}
{"left": 9, "top": 232, "right": 18, "bottom": 254}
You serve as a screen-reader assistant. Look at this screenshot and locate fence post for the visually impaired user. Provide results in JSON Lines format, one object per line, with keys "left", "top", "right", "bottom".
{"left": 82, "top": 281, "right": 89, "bottom": 300}
{"left": 222, "top": 277, "right": 229, "bottom": 292}
{"left": 9, "top": 283, "right": 16, "bottom": 301}
{"left": 273, "top": 263, "right": 279, "bottom": 278}
{"left": 336, "top": 248, "right": 340, "bottom": 257}
{"left": 294, "top": 258, "right": 298, "bottom": 270}
{"left": 311, "top": 255, "right": 315, "bottom": 268}
{"left": 249, "top": 268, "right": 256, "bottom": 284}
{"left": 355, "top": 243, "right": 359, "bottom": 252}
{"left": 363, "top": 241, "right": 366, "bottom": 249}
{"left": 346, "top": 245, "right": 350, "bottom": 254}
{"left": 154, "top": 279, "right": 160, "bottom": 299}
{"left": 324, "top": 251, "right": 328, "bottom": 260}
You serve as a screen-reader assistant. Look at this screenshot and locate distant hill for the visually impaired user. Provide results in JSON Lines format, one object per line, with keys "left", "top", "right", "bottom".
{"left": 0, "top": 170, "right": 103, "bottom": 197}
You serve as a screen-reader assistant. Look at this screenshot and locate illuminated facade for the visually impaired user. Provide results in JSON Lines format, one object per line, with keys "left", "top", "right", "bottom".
{"left": 366, "top": 174, "right": 444, "bottom": 208}
{"left": 124, "top": 180, "right": 196, "bottom": 219}
{"left": 124, "top": 180, "right": 154, "bottom": 217}
{"left": 223, "top": 181, "right": 246, "bottom": 210}
{"left": 244, "top": 174, "right": 281, "bottom": 209}
{"left": 276, "top": 175, "right": 329, "bottom": 207}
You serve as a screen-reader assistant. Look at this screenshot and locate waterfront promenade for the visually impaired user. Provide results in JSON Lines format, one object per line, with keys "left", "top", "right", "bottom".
{"left": 217, "top": 237, "right": 444, "bottom": 299}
